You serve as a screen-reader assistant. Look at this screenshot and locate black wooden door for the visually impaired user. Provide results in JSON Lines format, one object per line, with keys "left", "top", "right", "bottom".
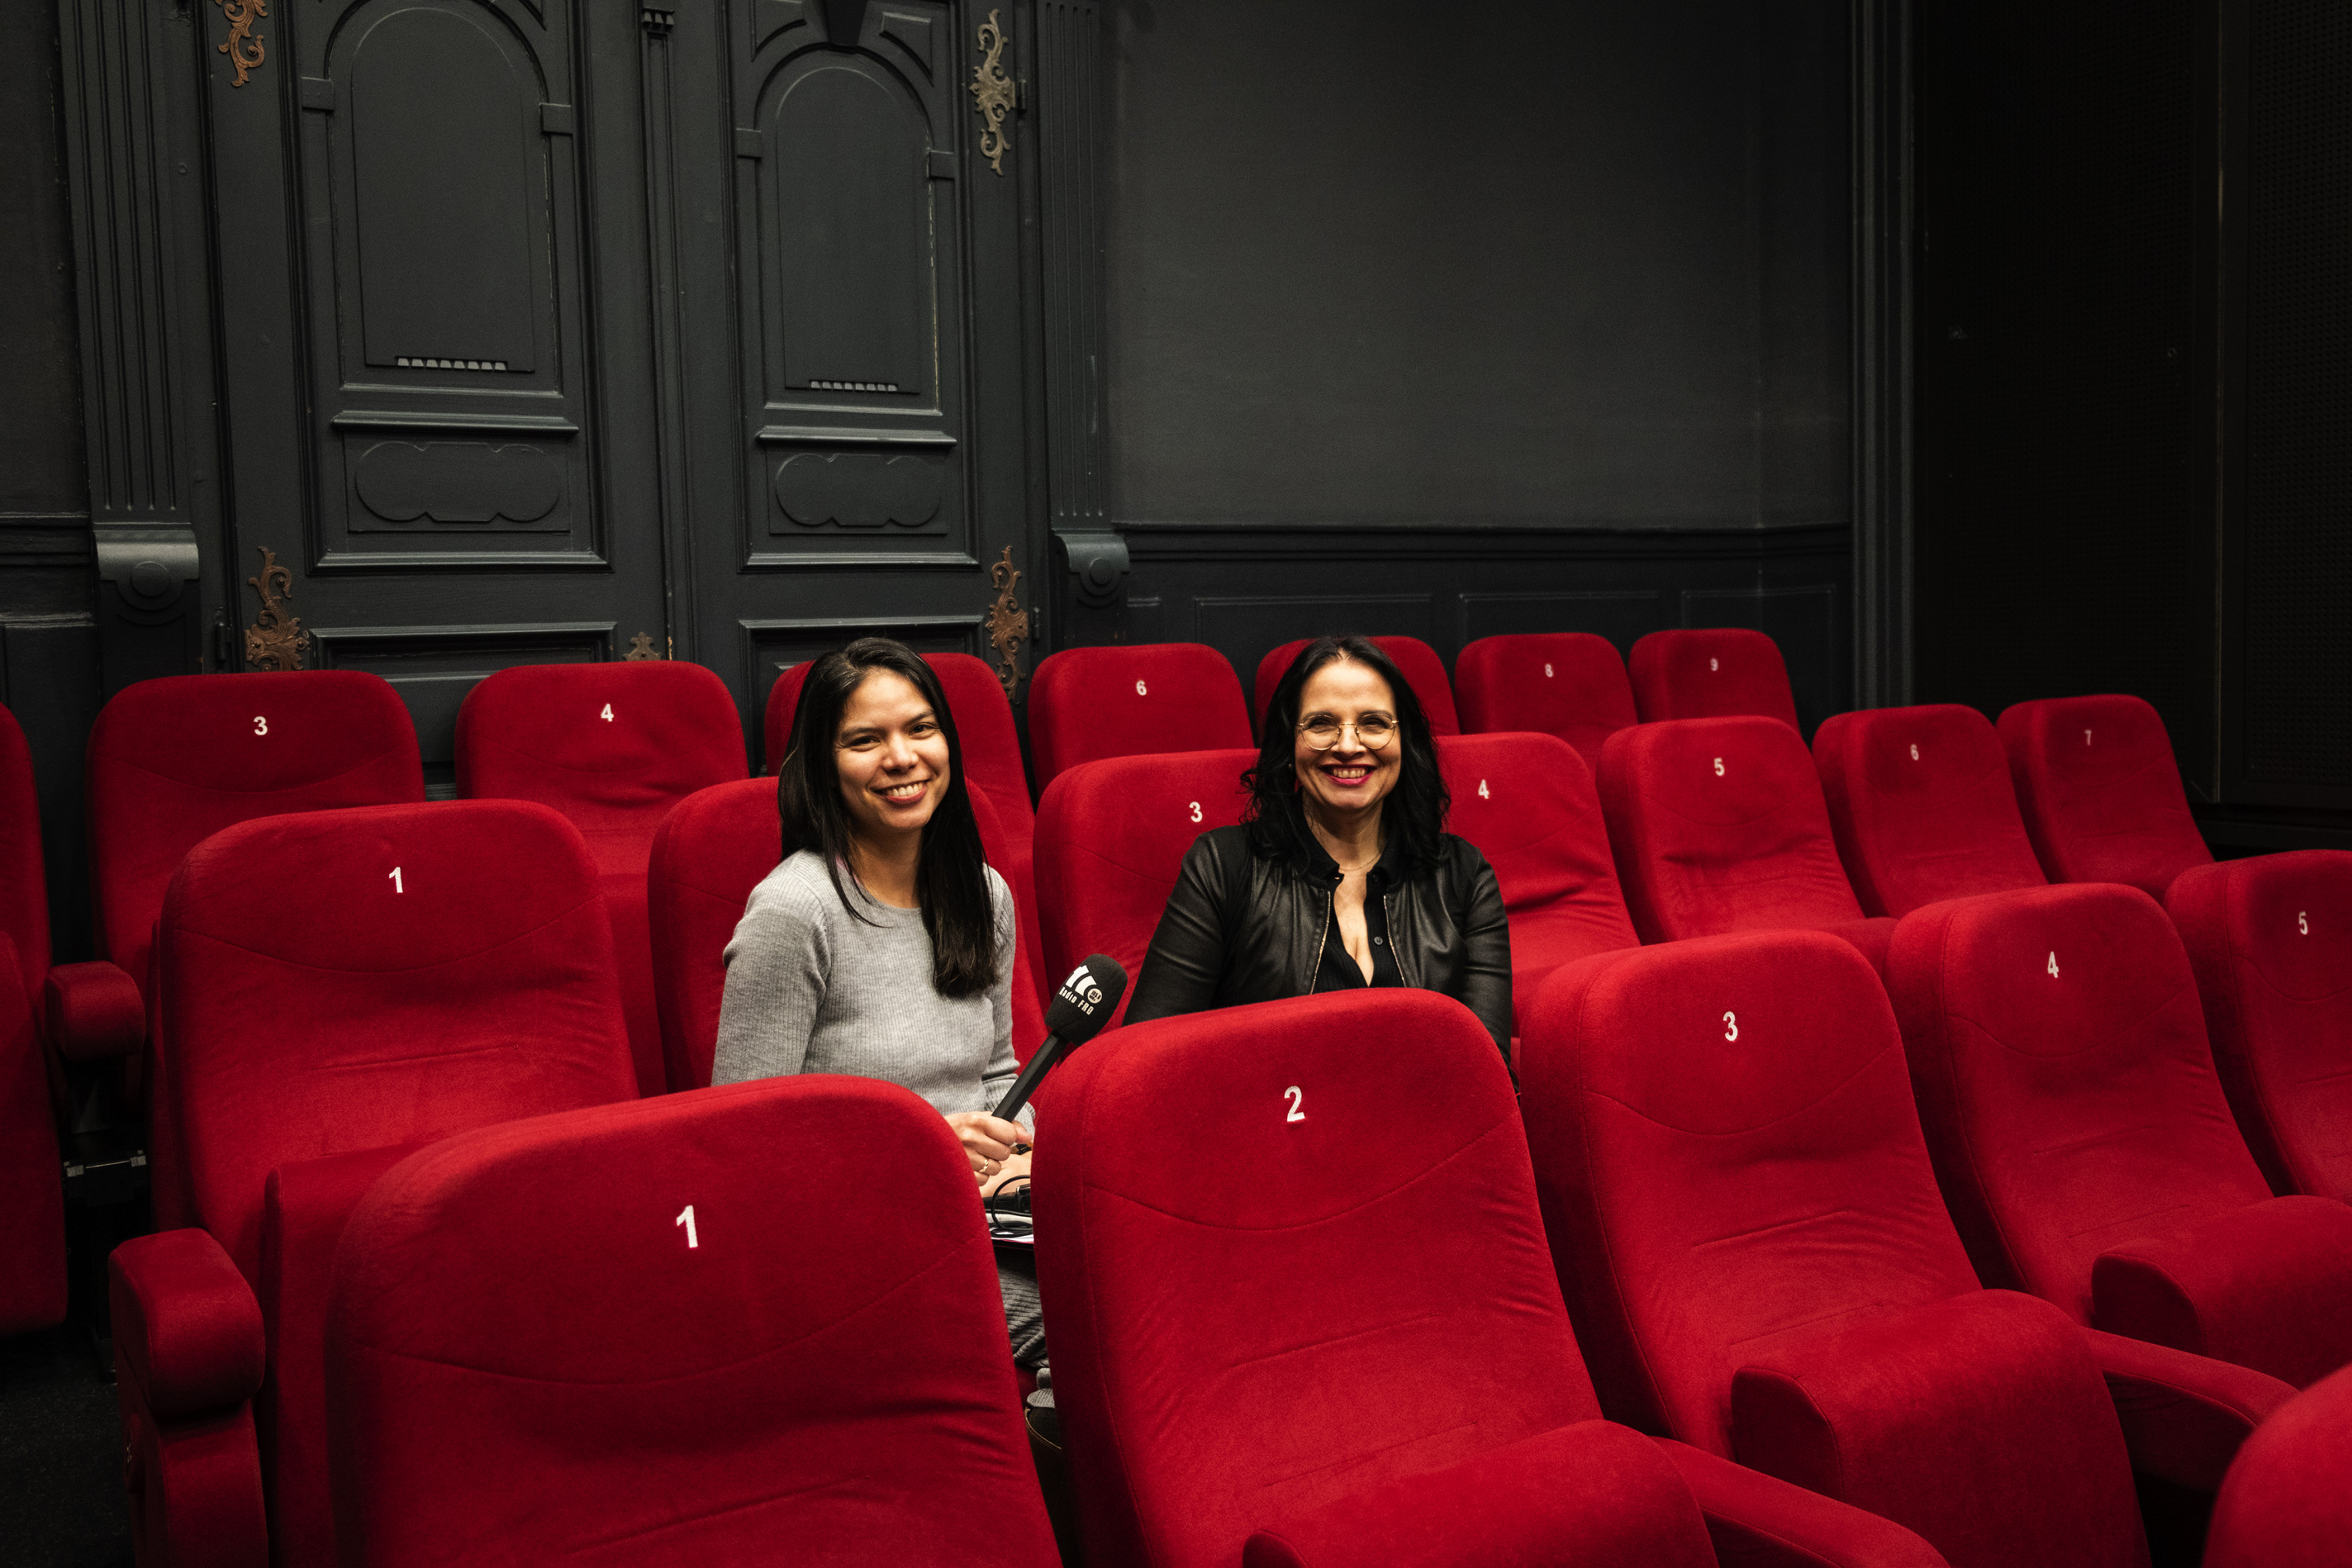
{"left": 657, "top": 0, "right": 1040, "bottom": 765}
{"left": 198, "top": 0, "right": 671, "bottom": 786}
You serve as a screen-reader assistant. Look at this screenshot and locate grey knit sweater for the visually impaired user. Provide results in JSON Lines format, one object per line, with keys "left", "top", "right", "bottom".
{"left": 711, "top": 851, "right": 1029, "bottom": 1130}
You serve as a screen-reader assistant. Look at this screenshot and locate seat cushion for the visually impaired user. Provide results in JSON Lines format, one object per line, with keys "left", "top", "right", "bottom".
{"left": 1734, "top": 1290, "right": 2145, "bottom": 1568}
{"left": 2205, "top": 1364, "right": 2352, "bottom": 1568}
{"left": 1244, "top": 1420, "right": 1714, "bottom": 1568}
{"left": 2093, "top": 1195, "right": 2352, "bottom": 1388}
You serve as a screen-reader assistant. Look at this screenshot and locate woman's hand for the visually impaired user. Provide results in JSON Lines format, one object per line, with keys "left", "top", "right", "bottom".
{"left": 946, "top": 1111, "right": 1030, "bottom": 1181}
{"left": 979, "top": 1151, "right": 1032, "bottom": 1198}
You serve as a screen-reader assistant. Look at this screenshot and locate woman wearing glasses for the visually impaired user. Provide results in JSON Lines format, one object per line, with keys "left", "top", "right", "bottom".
{"left": 1124, "top": 634, "right": 1512, "bottom": 1058}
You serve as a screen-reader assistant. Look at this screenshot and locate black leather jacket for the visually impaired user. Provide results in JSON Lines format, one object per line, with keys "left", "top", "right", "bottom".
{"left": 1124, "top": 826, "right": 1512, "bottom": 1058}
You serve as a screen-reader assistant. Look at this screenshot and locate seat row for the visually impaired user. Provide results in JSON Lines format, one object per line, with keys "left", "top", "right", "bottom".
{"left": 97, "top": 808, "right": 2352, "bottom": 1563}
{"left": 0, "top": 649, "right": 2303, "bottom": 1335}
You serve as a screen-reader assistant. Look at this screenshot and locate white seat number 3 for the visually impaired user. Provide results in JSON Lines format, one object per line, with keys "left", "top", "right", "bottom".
{"left": 1188, "top": 801, "right": 1203, "bottom": 823}
{"left": 1283, "top": 1086, "right": 1305, "bottom": 1123}
{"left": 1722, "top": 1011, "right": 1738, "bottom": 1042}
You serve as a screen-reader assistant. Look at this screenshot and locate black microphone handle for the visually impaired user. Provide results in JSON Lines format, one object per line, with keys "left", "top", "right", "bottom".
{"left": 989, "top": 1032, "right": 1068, "bottom": 1124}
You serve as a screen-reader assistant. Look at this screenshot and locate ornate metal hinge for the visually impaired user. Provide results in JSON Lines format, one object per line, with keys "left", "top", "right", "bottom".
{"left": 985, "top": 546, "right": 1028, "bottom": 699}
{"left": 625, "top": 633, "right": 661, "bottom": 660}
{"left": 213, "top": 0, "right": 267, "bottom": 86}
{"left": 244, "top": 547, "right": 309, "bottom": 671}
{"left": 969, "top": 8, "right": 1016, "bottom": 175}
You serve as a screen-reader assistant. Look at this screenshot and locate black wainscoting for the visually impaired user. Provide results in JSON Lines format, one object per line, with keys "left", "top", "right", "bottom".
{"left": 1073, "top": 522, "right": 1853, "bottom": 739}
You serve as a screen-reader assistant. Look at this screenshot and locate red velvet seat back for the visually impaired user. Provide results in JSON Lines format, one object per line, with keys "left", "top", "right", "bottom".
{"left": 1032, "top": 749, "right": 1255, "bottom": 1029}
{"left": 1996, "top": 694, "right": 2212, "bottom": 897}
{"left": 2168, "top": 851, "right": 2352, "bottom": 1201}
{"left": 87, "top": 671, "right": 424, "bottom": 994}
{"left": 763, "top": 651, "right": 1034, "bottom": 832}
{"left": 1885, "top": 884, "right": 2271, "bottom": 1319}
{"left": 1599, "top": 716, "right": 1865, "bottom": 943}
{"left": 1813, "top": 705, "right": 2046, "bottom": 917}
{"left": 648, "top": 779, "right": 1047, "bottom": 1092}
{"left": 328, "top": 1076, "right": 1057, "bottom": 1566}
{"left": 2205, "top": 1362, "right": 2352, "bottom": 1568}
{"left": 159, "top": 799, "right": 639, "bottom": 1566}
{"left": 0, "top": 705, "right": 49, "bottom": 1001}
{"left": 1454, "top": 633, "right": 1637, "bottom": 767}
{"left": 1026, "top": 643, "right": 1252, "bottom": 789}
{"left": 1627, "top": 629, "right": 1800, "bottom": 730}
{"left": 456, "top": 661, "right": 748, "bottom": 1097}
{"left": 1252, "top": 635, "right": 1460, "bottom": 736}
{"left": 1032, "top": 990, "right": 1602, "bottom": 1567}
{"left": 1519, "top": 931, "right": 1981, "bottom": 1448}
{"left": 1435, "top": 733, "right": 1636, "bottom": 990}
{"left": 0, "top": 936, "right": 63, "bottom": 1335}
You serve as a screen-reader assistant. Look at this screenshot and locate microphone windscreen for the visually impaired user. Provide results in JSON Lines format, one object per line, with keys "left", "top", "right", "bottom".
{"left": 1042, "top": 955, "right": 1129, "bottom": 1046}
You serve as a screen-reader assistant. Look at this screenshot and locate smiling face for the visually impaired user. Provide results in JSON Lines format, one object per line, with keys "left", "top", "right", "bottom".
{"left": 833, "top": 668, "right": 952, "bottom": 846}
{"left": 1292, "top": 656, "right": 1402, "bottom": 827}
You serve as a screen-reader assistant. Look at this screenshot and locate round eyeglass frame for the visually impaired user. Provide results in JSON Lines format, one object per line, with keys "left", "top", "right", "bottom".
{"left": 1295, "top": 715, "right": 1398, "bottom": 752}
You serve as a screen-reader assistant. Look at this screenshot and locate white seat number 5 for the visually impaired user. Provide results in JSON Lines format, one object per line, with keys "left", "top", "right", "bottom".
{"left": 1283, "top": 1086, "right": 1305, "bottom": 1122}
{"left": 1713, "top": 757, "right": 1725, "bottom": 776}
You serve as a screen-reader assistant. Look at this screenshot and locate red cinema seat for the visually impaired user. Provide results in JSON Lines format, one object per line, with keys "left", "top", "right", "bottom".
{"left": 1812, "top": 704, "right": 2046, "bottom": 917}
{"left": 648, "top": 779, "right": 1046, "bottom": 1092}
{"left": 1252, "top": 635, "right": 1460, "bottom": 737}
{"left": 326, "top": 1076, "right": 1058, "bottom": 1566}
{"left": 1032, "top": 988, "right": 1950, "bottom": 1568}
{"left": 1599, "top": 716, "right": 1893, "bottom": 971}
{"left": 108, "top": 800, "right": 639, "bottom": 1568}
{"left": 1997, "top": 694, "right": 2212, "bottom": 897}
{"left": 0, "top": 705, "right": 52, "bottom": 1026}
{"left": 456, "top": 661, "right": 748, "bottom": 1097}
{"left": 83, "top": 672, "right": 423, "bottom": 1081}
{"left": 1026, "top": 643, "right": 1252, "bottom": 790}
{"left": 1455, "top": 633, "right": 1637, "bottom": 768}
{"left": 1888, "top": 883, "right": 2352, "bottom": 1389}
{"left": 1435, "top": 733, "right": 1637, "bottom": 1001}
{"left": 2205, "top": 1363, "right": 2352, "bottom": 1568}
{"left": 1519, "top": 929, "right": 2296, "bottom": 1566}
{"left": 0, "top": 934, "right": 63, "bottom": 1336}
{"left": 1032, "top": 749, "right": 1255, "bottom": 1030}
{"left": 1628, "top": 628, "right": 1800, "bottom": 730}
{"left": 2169, "top": 850, "right": 2352, "bottom": 1202}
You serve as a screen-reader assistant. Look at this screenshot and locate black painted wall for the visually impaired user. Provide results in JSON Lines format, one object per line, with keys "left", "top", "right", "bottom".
{"left": 1090, "top": 0, "right": 1857, "bottom": 728}
{"left": 0, "top": 0, "right": 98, "bottom": 960}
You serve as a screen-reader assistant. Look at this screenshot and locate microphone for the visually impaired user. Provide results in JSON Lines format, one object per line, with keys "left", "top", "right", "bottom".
{"left": 990, "top": 955, "right": 1129, "bottom": 1122}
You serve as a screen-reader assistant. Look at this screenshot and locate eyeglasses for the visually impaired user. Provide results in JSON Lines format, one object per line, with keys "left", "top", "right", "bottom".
{"left": 1296, "top": 713, "right": 1397, "bottom": 751}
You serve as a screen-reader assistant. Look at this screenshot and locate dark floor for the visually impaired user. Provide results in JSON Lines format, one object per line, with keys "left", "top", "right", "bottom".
{"left": 0, "top": 1326, "right": 131, "bottom": 1568}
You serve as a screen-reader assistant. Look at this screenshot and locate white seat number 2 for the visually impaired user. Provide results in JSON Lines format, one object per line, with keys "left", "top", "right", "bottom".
{"left": 1283, "top": 1086, "right": 1305, "bottom": 1122}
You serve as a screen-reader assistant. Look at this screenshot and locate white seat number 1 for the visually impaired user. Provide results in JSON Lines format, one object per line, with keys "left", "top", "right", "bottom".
{"left": 388, "top": 867, "right": 403, "bottom": 894}
{"left": 675, "top": 1205, "right": 698, "bottom": 1249}
{"left": 1283, "top": 1086, "right": 1305, "bottom": 1122}
{"left": 601, "top": 703, "right": 614, "bottom": 722}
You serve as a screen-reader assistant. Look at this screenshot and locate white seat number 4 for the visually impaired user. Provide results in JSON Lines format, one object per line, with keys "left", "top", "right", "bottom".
{"left": 2046, "top": 951, "right": 2060, "bottom": 978}
{"left": 601, "top": 704, "right": 614, "bottom": 722}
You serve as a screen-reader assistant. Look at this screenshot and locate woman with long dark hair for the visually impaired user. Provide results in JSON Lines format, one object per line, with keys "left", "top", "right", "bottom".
{"left": 1124, "top": 635, "right": 1512, "bottom": 1056}
{"left": 712, "top": 637, "right": 1043, "bottom": 1367}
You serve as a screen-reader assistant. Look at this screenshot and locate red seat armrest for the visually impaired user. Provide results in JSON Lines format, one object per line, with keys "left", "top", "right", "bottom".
{"left": 2084, "top": 1327, "right": 2298, "bottom": 1492}
{"left": 2093, "top": 1195, "right": 2352, "bottom": 1390}
{"left": 1654, "top": 1440, "right": 1950, "bottom": 1568}
{"left": 46, "top": 960, "right": 144, "bottom": 1061}
{"left": 111, "top": 1229, "right": 264, "bottom": 1420}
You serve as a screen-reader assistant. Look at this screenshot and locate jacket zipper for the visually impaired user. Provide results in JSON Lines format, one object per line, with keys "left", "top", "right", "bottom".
{"left": 1310, "top": 890, "right": 1333, "bottom": 987}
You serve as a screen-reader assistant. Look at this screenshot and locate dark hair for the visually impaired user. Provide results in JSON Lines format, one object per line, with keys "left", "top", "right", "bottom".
{"left": 1242, "top": 636, "right": 1449, "bottom": 879}
{"left": 776, "top": 637, "right": 999, "bottom": 999}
